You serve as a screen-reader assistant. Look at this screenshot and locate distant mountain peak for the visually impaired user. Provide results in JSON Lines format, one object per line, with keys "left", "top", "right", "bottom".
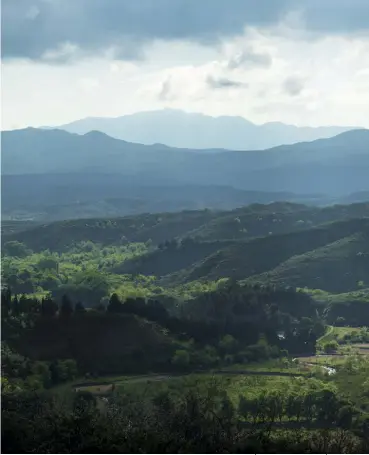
{"left": 83, "top": 130, "right": 111, "bottom": 139}
{"left": 48, "top": 109, "right": 358, "bottom": 151}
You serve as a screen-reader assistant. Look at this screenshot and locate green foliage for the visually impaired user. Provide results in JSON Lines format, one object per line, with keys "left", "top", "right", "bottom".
{"left": 2, "top": 373, "right": 368, "bottom": 453}
{"left": 172, "top": 349, "right": 190, "bottom": 368}
{"left": 323, "top": 340, "right": 339, "bottom": 353}
{"left": 3, "top": 241, "right": 32, "bottom": 258}
{"left": 1, "top": 241, "right": 153, "bottom": 304}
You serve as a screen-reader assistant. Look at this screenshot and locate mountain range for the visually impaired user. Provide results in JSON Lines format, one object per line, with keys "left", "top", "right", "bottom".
{"left": 46, "top": 109, "right": 357, "bottom": 151}
{"left": 2, "top": 126, "right": 369, "bottom": 221}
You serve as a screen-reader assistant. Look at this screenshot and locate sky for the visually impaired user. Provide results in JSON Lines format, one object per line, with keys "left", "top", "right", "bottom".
{"left": 2, "top": 0, "right": 369, "bottom": 130}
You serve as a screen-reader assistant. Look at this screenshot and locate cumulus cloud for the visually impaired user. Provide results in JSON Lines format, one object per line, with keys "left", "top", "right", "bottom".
{"left": 2, "top": 0, "right": 369, "bottom": 62}
{"left": 227, "top": 48, "right": 272, "bottom": 69}
{"left": 2, "top": 21, "right": 369, "bottom": 129}
{"left": 206, "top": 76, "right": 248, "bottom": 89}
{"left": 283, "top": 76, "right": 305, "bottom": 96}
{"left": 158, "top": 76, "right": 174, "bottom": 101}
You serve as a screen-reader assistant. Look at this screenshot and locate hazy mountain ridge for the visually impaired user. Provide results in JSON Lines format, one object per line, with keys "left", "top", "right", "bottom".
{"left": 1, "top": 172, "right": 330, "bottom": 222}
{"left": 2, "top": 127, "right": 369, "bottom": 199}
{"left": 49, "top": 109, "right": 356, "bottom": 150}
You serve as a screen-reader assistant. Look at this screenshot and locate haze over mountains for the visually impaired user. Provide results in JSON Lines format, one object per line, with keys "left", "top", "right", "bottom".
{"left": 2, "top": 126, "right": 369, "bottom": 221}
{"left": 48, "top": 109, "right": 357, "bottom": 150}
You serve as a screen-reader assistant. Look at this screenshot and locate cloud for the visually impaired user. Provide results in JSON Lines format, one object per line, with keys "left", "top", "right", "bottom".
{"left": 206, "top": 75, "right": 248, "bottom": 89}
{"left": 25, "top": 5, "right": 40, "bottom": 20}
{"left": 2, "top": 0, "right": 369, "bottom": 63}
{"left": 158, "top": 76, "right": 173, "bottom": 100}
{"left": 283, "top": 76, "right": 305, "bottom": 96}
{"left": 227, "top": 48, "right": 272, "bottom": 69}
{"left": 2, "top": 27, "right": 369, "bottom": 130}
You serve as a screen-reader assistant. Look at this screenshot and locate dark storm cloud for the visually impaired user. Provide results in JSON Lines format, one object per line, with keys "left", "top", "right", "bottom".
{"left": 2, "top": 0, "right": 369, "bottom": 62}
{"left": 207, "top": 76, "right": 247, "bottom": 89}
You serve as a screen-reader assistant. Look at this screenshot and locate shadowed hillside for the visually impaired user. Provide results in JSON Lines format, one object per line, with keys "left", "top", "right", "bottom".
{"left": 3, "top": 202, "right": 368, "bottom": 253}
{"left": 3, "top": 203, "right": 368, "bottom": 295}
{"left": 174, "top": 218, "right": 369, "bottom": 285}
{"left": 2, "top": 128, "right": 369, "bottom": 196}
{"left": 249, "top": 231, "right": 369, "bottom": 293}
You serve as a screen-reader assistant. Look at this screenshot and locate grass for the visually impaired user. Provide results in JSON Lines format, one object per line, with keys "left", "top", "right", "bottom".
{"left": 75, "top": 384, "right": 114, "bottom": 395}
{"left": 221, "top": 359, "right": 306, "bottom": 375}
{"left": 303, "top": 287, "right": 369, "bottom": 304}
{"left": 60, "top": 360, "right": 329, "bottom": 403}
{"left": 318, "top": 325, "right": 360, "bottom": 344}
{"left": 295, "top": 355, "right": 346, "bottom": 367}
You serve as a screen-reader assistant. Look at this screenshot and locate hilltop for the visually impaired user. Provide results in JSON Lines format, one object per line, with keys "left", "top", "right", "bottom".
{"left": 49, "top": 109, "right": 355, "bottom": 150}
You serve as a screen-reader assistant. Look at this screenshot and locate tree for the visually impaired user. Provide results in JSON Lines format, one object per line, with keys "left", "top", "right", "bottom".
{"left": 73, "top": 391, "right": 97, "bottom": 415}
{"left": 31, "top": 361, "right": 52, "bottom": 388}
{"left": 36, "top": 257, "right": 59, "bottom": 273}
{"left": 219, "top": 335, "right": 237, "bottom": 355}
{"left": 107, "top": 293, "right": 122, "bottom": 313}
{"left": 315, "top": 388, "right": 340, "bottom": 424}
{"left": 75, "top": 301, "right": 86, "bottom": 313}
{"left": 3, "top": 241, "right": 31, "bottom": 258}
{"left": 323, "top": 340, "right": 339, "bottom": 354}
{"left": 172, "top": 350, "right": 190, "bottom": 369}
{"left": 12, "top": 295, "right": 20, "bottom": 316}
{"left": 1, "top": 287, "right": 12, "bottom": 317}
{"left": 337, "top": 405, "right": 355, "bottom": 429}
{"left": 41, "top": 296, "right": 58, "bottom": 318}
{"left": 50, "top": 359, "right": 78, "bottom": 384}
{"left": 60, "top": 294, "right": 74, "bottom": 319}
{"left": 238, "top": 395, "right": 252, "bottom": 421}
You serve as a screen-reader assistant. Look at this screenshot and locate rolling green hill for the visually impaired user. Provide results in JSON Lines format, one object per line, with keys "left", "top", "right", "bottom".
{"left": 186, "top": 202, "right": 369, "bottom": 241}
{"left": 1, "top": 210, "right": 218, "bottom": 252}
{"left": 3, "top": 202, "right": 368, "bottom": 252}
{"left": 172, "top": 218, "right": 369, "bottom": 285}
{"left": 248, "top": 230, "right": 369, "bottom": 293}
{"left": 2, "top": 202, "right": 368, "bottom": 297}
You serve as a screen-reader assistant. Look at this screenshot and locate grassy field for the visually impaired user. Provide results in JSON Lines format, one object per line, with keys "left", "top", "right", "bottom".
{"left": 65, "top": 359, "right": 330, "bottom": 403}
{"left": 318, "top": 325, "right": 360, "bottom": 344}
{"left": 295, "top": 355, "right": 346, "bottom": 367}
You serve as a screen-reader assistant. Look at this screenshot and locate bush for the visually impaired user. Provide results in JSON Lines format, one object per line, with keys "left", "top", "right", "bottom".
{"left": 172, "top": 350, "right": 190, "bottom": 368}
{"left": 323, "top": 340, "right": 339, "bottom": 353}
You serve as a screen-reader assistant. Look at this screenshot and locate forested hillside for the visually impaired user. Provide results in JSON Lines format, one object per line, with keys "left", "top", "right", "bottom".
{"left": 1, "top": 173, "right": 326, "bottom": 222}
{"left": 2, "top": 202, "right": 368, "bottom": 303}
{"left": 2, "top": 201, "right": 369, "bottom": 454}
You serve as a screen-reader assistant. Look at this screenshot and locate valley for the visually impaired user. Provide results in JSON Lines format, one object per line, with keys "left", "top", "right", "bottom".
{"left": 2, "top": 130, "right": 369, "bottom": 453}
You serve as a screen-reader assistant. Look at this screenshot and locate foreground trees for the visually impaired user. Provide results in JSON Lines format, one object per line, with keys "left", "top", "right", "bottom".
{"left": 1, "top": 384, "right": 367, "bottom": 454}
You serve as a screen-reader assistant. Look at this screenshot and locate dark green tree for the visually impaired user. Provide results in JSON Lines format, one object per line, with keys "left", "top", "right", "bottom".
{"left": 107, "top": 293, "right": 122, "bottom": 313}
{"left": 60, "top": 294, "right": 74, "bottom": 319}
{"left": 41, "top": 296, "right": 58, "bottom": 317}
{"left": 75, "top": 301, "right": 86, "bottom": 313}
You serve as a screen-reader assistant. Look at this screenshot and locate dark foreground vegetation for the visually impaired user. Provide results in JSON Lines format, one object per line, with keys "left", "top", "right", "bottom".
{"left": 4, "top": 380, "right": 369, "bottom": 454}
{"left": 3, "top": 284, "right": 369, "bottom": 453}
